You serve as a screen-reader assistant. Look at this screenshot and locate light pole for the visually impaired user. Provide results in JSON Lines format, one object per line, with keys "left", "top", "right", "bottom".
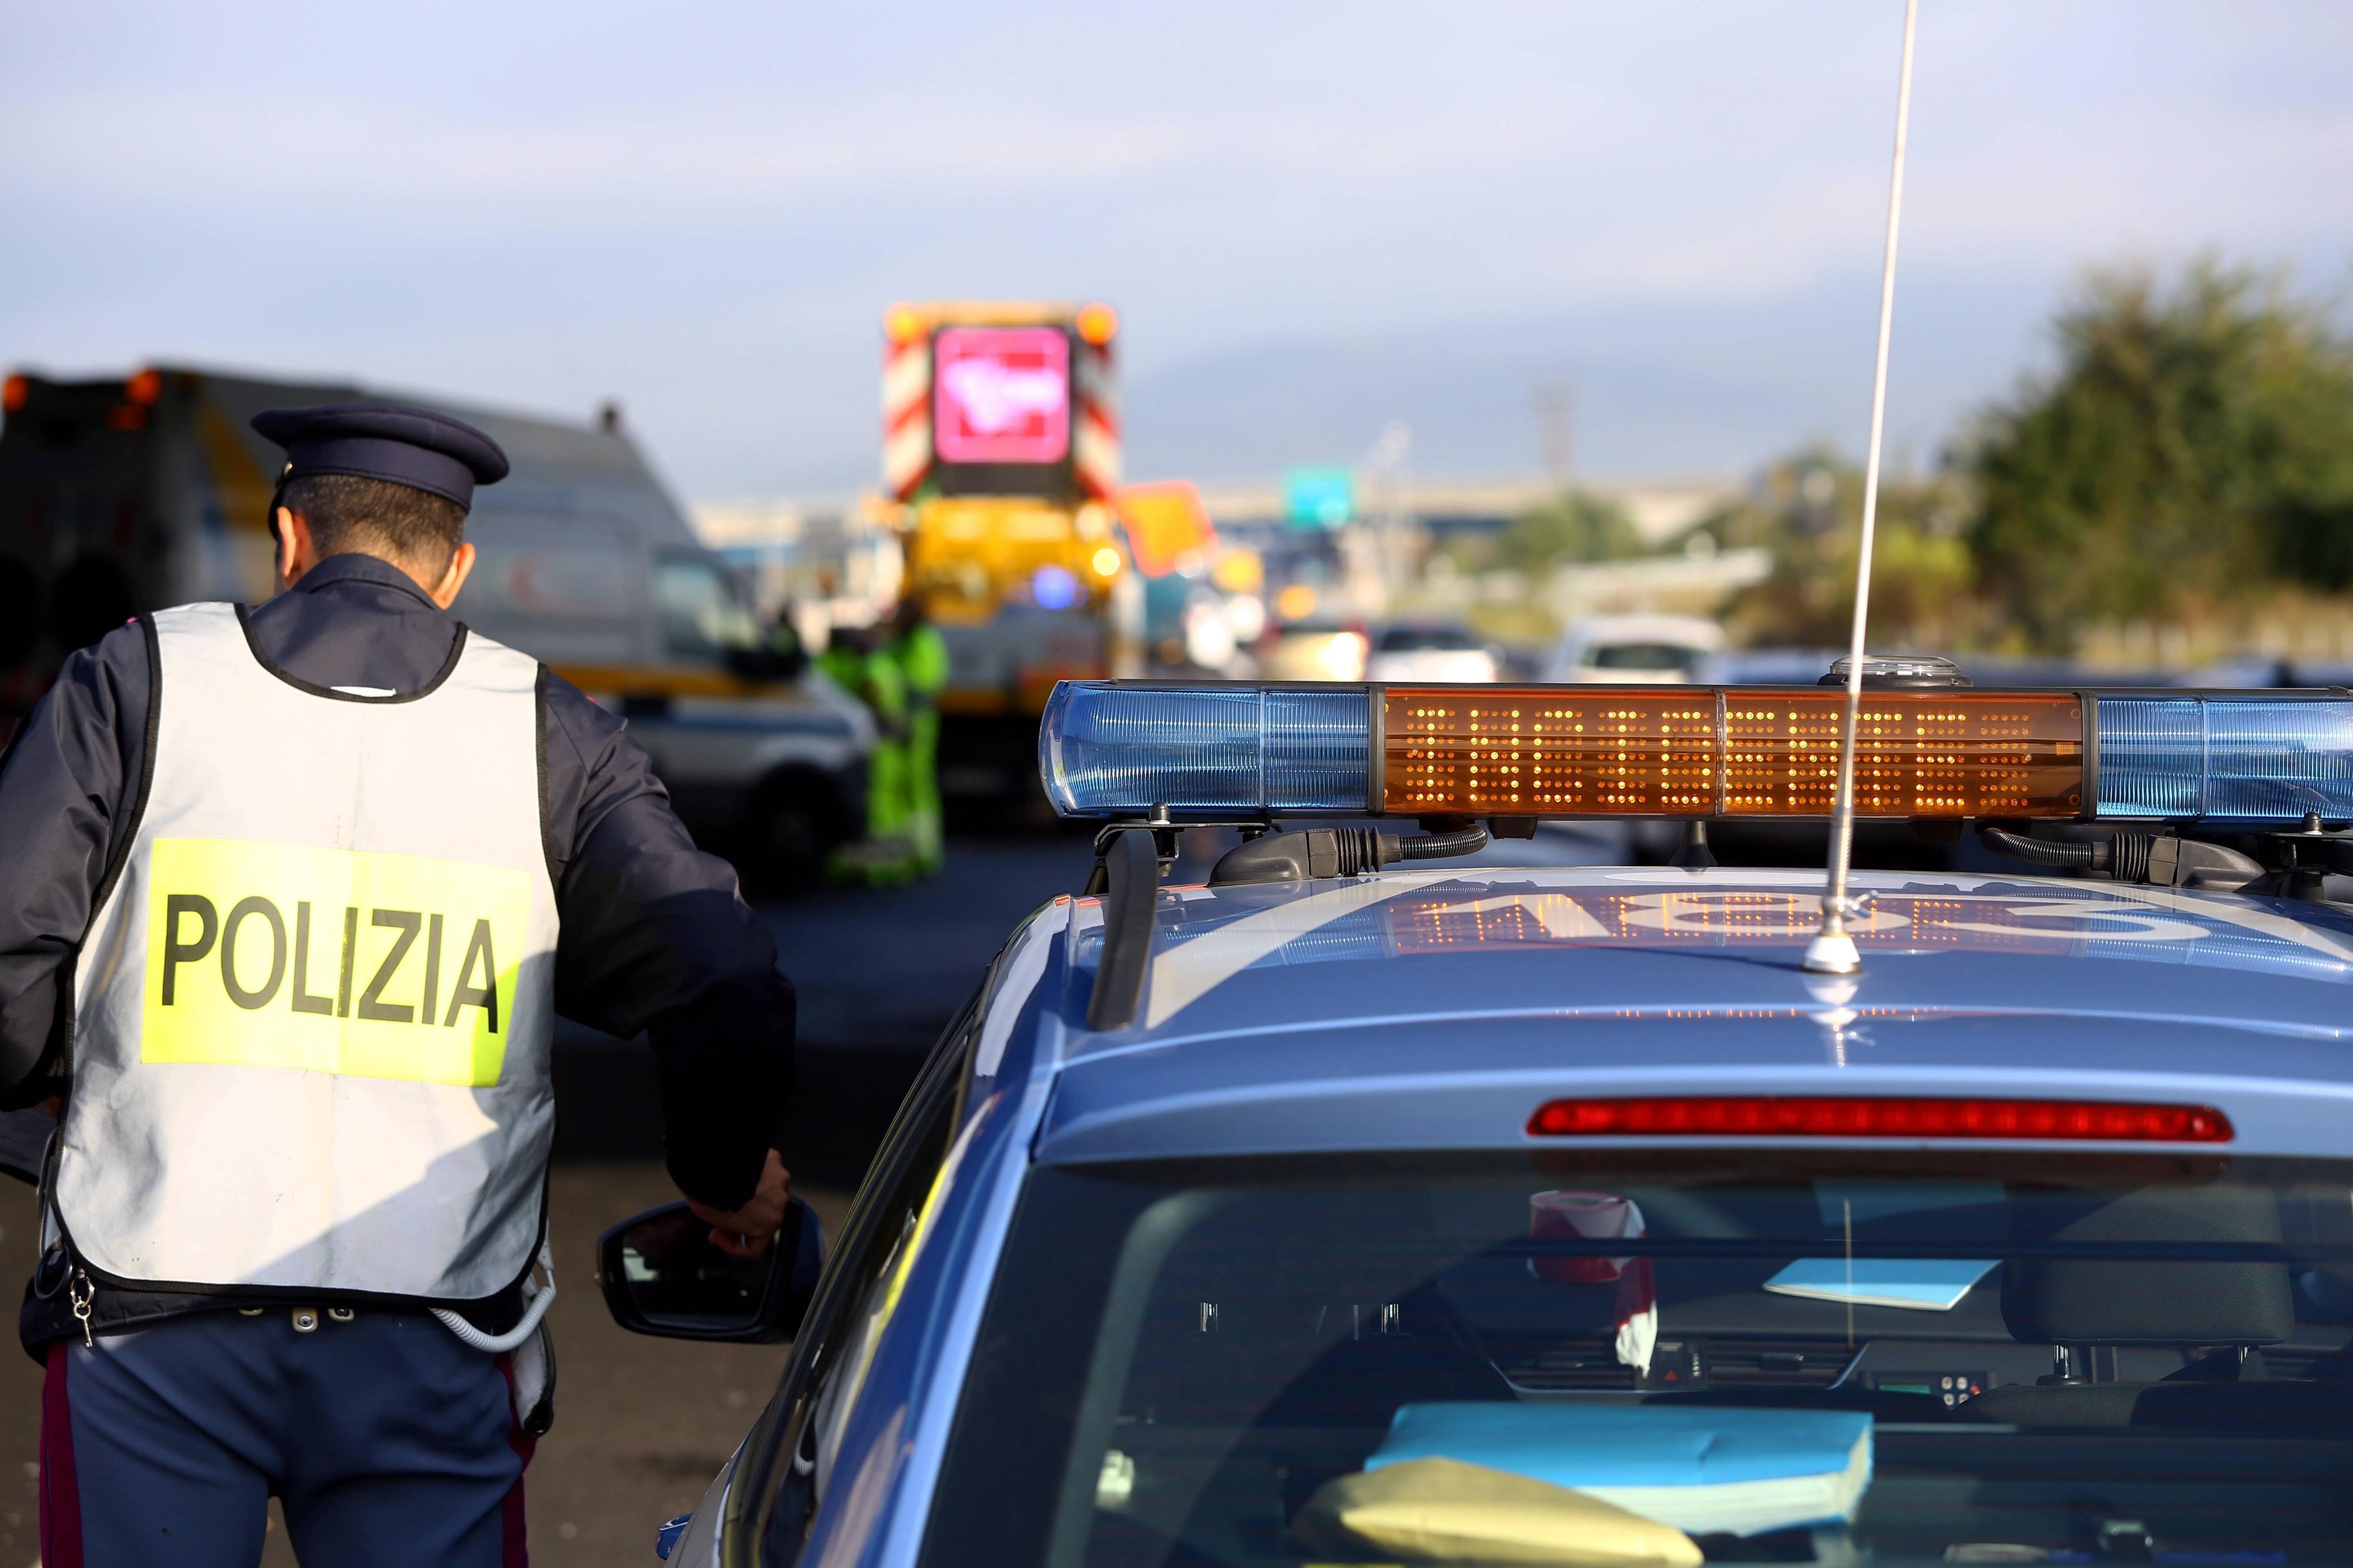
{"left": 1362, "top": 419, "right": 1412, "bottom": 608}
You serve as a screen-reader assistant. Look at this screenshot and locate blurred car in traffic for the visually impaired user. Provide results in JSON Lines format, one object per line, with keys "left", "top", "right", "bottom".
{"left": 1697, "top": 647, "right": 2306, "bottom": 693}
{"left": 1694, "top": 646, "right": 1847, "bottom": 685}
{"left": 1542, "top": 613, "right": 1725, "bottom": 683}
{"left": 1259, "top": 619, "right": 1369, "bottom": 682}
{"left": 0, "top": 363, "right": 872, "bottom": 885}
{"left": 1365, "top": 620, "right": 1500, "bottom": 683}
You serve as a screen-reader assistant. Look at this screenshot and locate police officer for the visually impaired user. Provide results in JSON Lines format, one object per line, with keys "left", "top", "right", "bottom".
{"left": 885, "top": 596, "right": 949, "bottom": 876}
{"left": 0, "top": 403, "right": 796, "bottom": 1566}
{"left": 819, "top": 622, "right": 916, "bottom": 885}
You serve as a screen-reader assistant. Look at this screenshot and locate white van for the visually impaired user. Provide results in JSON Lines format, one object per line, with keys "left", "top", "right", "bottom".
{"left": 1541, "top": 613, "right": 1727, "bottom": 684}
{"left": 0, "top": 364, "right": 870, "bottom": 883}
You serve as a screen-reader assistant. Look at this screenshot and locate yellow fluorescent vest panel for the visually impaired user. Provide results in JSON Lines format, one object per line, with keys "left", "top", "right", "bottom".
{"left": 142, "top": 837, "right": 530, "bottom": 1086}
{"left": 1291, "top": 1457, "right": 1704, "bottom": 1567}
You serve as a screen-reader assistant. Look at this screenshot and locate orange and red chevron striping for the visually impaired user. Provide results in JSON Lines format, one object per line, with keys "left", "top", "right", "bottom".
{"left": 1070, "top": 337, "right": 1120, "bottom": 499}
{"left": 880, "top": 311, "right": 1119, "bottom": 501}
{"left": 881, "top": 333, "right": 932, "bottom": 499}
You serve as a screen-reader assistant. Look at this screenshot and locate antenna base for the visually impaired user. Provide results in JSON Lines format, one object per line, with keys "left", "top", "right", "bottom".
{"left": 1802, "top": 932, "right": 1862, "bottom": 976}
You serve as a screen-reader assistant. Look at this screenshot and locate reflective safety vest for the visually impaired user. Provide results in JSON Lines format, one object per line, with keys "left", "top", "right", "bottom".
{"left": 54, "top": 602, "right": 561, "bottom": 1307}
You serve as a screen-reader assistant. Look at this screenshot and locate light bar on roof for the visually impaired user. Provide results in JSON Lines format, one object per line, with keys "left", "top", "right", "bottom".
{"left": 1039, "top": 682, "right": 1371, "bottom": 819}
{"left": 2095, "top": 694, "right": 2353, "bottom": 822}
{"left": 1385, "top": 687, "right": 2083, "bottom": 819}
{"left": 1038, "top": 682, "right": 2353, "bottom": 826}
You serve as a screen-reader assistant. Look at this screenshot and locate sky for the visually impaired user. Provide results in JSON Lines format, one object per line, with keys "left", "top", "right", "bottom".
{"left": 5, "top": 1, "right": 2351, "bottom": 499}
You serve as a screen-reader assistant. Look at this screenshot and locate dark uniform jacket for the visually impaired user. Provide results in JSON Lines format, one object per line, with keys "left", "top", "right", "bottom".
{"left": 0, "top": 555, "right": 795, "bottom": 1347}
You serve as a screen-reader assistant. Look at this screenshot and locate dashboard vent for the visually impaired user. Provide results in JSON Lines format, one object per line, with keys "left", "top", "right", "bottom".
{"left": 1492, "top": 1337, "right": 1861, "bottom": 1393}
{"left": 1491, "top": 1337, "right": 1638, "bottom": 1392}
{"left": 1702, "top": 1340, "right": 1857, "bottom": 1387}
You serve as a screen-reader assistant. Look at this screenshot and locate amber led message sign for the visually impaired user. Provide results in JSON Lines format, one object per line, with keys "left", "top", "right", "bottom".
{"left": 1381, "top": 688, "right": 2085, "bottom": 819}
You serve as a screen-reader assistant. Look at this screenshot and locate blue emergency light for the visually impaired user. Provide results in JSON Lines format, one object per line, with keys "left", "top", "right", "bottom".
{"left": 1039, "top": 682, "right": 1370, "bottom": 818}
{"left": 2093, "top": 696, "right": 2353, "bottom": 822}
{"left": 1038, "top": 680, "right": 2353, "bottom": 826}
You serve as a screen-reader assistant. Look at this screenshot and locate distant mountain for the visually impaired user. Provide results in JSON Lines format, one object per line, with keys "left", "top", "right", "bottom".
{"left": 735, "top": 267, "right": 2063, "bottom": 499}
{"left": 1122, "top": 267, "right": 2057, "bottom": 483}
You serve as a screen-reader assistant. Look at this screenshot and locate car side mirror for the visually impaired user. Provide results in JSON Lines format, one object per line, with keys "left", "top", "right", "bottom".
{"left": 723, "top": 619, "right": 808, "bottom": 683}
{"left": 724, "top": 644, "right": 788, "bottom": 683}
{"left": 598, "top": 1193, "right": 825, "bottom": 1343}
{"left": 770, "top": 617, "right": 809, "bottom": 679}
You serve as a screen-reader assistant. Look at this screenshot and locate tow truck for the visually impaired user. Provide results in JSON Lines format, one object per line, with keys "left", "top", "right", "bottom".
{"left": 875, "top": 301, "right": 1142, "bottom": 811}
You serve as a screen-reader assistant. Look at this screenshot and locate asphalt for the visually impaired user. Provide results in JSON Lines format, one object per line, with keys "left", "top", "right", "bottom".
{"left": 554, "top": 832, "right": 1098, "bottom": 1188}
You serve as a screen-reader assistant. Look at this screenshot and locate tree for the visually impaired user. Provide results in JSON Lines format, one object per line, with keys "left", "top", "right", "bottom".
{"left": 1708, "top": 451, "right": 1974, "bottom": 650}
{"left": 1491, "top": 491, "right": 1643, "bottom": 578}
{"left": 1967, "top": 263, "right": 2353, "bottom": 650}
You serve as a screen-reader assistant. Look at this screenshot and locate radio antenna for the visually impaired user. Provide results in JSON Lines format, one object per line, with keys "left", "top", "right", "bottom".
{"left": 1804, "top": 0, "right": 1919, "bottom": 978}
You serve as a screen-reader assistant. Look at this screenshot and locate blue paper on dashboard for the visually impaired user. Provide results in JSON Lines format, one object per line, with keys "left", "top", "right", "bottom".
{"left": 1368, "top": 1402, "right": 1874, "bottom": 1537}
{"left": 1764, "top": 1257, "right": 1997, "bottom": 1312}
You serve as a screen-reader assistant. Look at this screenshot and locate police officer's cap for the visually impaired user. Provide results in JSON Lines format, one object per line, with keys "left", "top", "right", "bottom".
{"left": 251, "top": 402, "right": 511, "bottom": 512}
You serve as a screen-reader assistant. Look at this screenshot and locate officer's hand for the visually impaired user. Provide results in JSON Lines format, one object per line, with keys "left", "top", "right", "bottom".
{"left": 688, "top": 1149, "right": 791, "bottom": 1259}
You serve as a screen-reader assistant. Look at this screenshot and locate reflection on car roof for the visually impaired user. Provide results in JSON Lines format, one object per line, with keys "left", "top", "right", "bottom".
{"left": 1055, "top": 866, "right": 2353, "bottom": 1055}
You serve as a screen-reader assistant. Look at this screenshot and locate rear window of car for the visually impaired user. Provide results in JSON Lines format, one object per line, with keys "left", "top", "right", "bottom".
{"left": 923, "top": 1150, "right": 2353, "bottom": 1567}
{"left": 1587, "top": 641, "right": 1705, "bottom": 672}
{"left": 1377, "top": 626, "right": 1479, "bottom": 653}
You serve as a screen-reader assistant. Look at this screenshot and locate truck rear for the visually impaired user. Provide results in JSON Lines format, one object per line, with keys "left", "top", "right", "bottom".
{"left": 877, "top": 302, "right": 1142, "bottom": 809}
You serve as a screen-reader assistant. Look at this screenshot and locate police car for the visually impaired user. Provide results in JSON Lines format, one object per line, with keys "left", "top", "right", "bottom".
{"left": 603, "top": 669, "right": 2353, "bottom": 1567}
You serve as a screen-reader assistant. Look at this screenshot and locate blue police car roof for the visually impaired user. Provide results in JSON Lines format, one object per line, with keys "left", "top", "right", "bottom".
{"left": 993, "top": 866, "right": 2353, "bottom": 1165}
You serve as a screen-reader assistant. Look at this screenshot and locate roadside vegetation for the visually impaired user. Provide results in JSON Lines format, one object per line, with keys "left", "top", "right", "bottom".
{"left": 1423, "top": 260, "right": 2353, "bottom": 668}
{"left": 1707, "top": 261, "right": 2353, "bottom": 660}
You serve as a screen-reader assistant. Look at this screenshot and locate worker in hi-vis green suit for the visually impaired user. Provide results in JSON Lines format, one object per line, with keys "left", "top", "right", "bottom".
{"left": 887, "top": 599, "right": 949, "bottom": 876}
{"left": 820, "top": 625, "right": 915, "bottom": 885}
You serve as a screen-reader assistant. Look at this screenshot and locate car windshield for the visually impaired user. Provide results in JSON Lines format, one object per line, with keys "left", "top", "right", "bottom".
{"left": 1587, "top": 640, "right": 1704, "bottom": 672}
{"left": 654, "top": 553, "right": 764, "bottom": 663}
{"left": 924, "top": 1151, "right": 2353, "bottom": 1567}
{"left": 1377, "top": 626, "right": 1478, "bottom": 653}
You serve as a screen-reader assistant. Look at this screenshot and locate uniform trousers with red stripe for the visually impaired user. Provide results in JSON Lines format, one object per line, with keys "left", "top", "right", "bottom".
{"left": 39, "top": 1307, "right": 531, "bottom": 1567}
